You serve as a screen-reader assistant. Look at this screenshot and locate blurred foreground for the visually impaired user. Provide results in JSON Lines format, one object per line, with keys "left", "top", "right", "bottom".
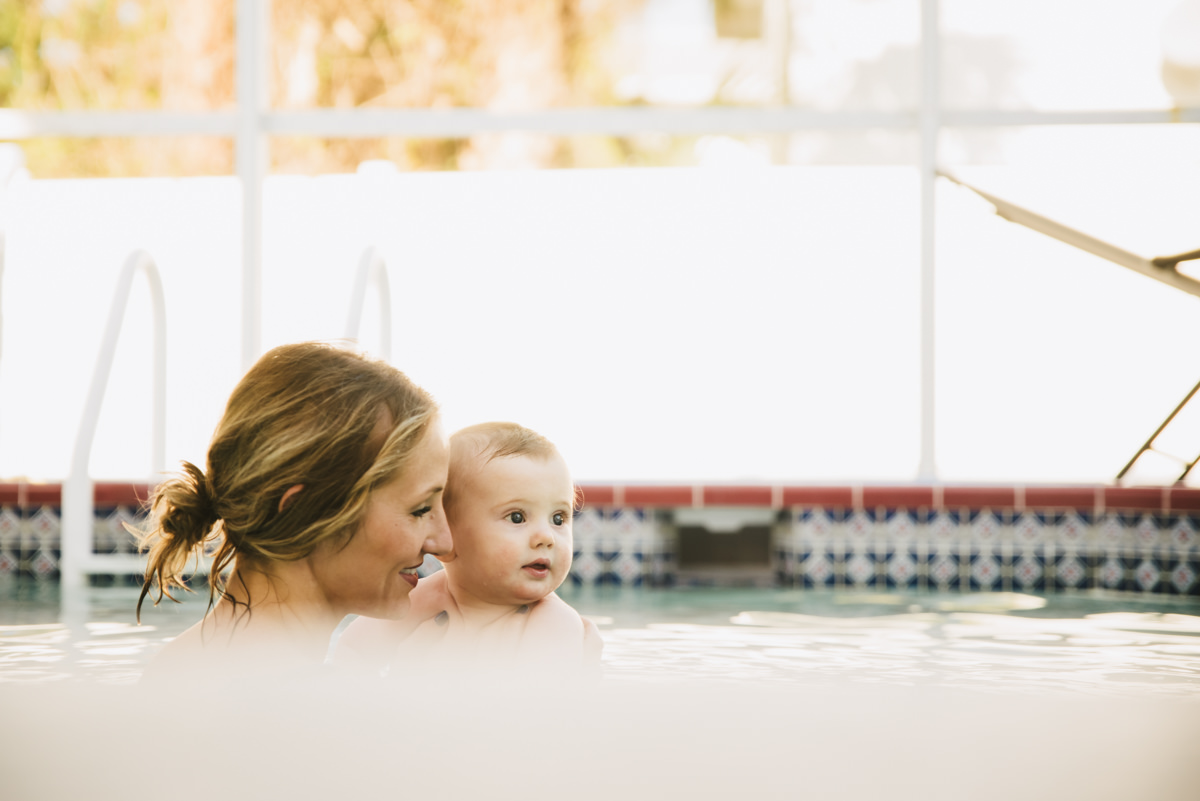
{"left": 2, "top": 677, "right": 1197, "bottom": 800}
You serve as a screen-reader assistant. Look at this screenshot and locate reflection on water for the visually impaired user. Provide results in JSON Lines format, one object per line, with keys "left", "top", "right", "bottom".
{"left": 2, "top": 579, "right": 1199, "bottom": 694}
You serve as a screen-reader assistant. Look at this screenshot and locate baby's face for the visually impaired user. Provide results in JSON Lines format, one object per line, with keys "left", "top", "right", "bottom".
{"left": 445, "top": 452, "right": 574, "bottom": 608}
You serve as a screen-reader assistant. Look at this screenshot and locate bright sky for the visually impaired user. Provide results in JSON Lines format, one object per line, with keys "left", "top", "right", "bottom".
{"left": 1, "top": 0, "right": 1198, "bottom": 487}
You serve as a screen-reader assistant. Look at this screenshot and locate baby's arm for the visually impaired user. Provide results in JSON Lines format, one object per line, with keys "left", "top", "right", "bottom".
{"left": 333, "top": 571, "right": 453, "bottom": 671}
{"left": 516, "top": 593, "right": 603, "bottom": 673}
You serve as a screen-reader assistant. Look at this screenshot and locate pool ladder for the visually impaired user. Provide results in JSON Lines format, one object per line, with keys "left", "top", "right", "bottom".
{"left": 1117, "top": 377, "right": 1200, "bottom": 486}
{"left": 939, "top": 171, "right": 1200, "bottom": 486}
{"left": 60, "top": 246, "right": 394, "bottom": 590}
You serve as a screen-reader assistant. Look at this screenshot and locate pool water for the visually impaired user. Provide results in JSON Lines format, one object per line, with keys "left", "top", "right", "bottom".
{"left": 2, "top": 578, "right": 1199, "bottom": 694}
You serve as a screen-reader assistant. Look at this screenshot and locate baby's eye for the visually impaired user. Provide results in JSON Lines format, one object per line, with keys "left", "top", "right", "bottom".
{"left": 552, "top": 512, "right": 566, "bottom": 526}
{"left": 507, "top": 511, "right": 525, "bottom": 524}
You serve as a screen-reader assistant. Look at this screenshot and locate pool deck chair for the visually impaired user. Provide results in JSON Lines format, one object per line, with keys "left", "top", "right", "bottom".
{"left": 938, "top": 170, "right": 1200, "bottom": 485}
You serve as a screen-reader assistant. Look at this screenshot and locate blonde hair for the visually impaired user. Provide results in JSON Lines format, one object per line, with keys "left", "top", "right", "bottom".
{"left": 443, "top": 422, "right": 574, "bottom": 516}
{"left": 137, "top": 342, "right": 437, "bottom": 620}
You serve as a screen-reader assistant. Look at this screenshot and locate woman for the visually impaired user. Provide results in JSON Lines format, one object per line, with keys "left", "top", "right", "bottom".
{"left": 137, "top": 342, "right": 452, "bottom": 681}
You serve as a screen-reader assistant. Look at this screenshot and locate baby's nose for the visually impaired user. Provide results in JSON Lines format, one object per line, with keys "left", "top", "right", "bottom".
{"left": 426, "top": 513, "right": 453, "bottom": 556}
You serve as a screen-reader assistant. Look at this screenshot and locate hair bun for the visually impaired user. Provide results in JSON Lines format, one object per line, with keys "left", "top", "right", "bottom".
{"left": 161, "top": 461, "right": 220, "bottom": 547}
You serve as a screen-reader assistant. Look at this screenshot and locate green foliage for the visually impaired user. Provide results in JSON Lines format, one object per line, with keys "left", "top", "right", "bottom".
{"left": 2, "top": 0, "right": 642, "bottom": 176}
{"left": 0, "top": 0, "right": 176, "bottom": 111}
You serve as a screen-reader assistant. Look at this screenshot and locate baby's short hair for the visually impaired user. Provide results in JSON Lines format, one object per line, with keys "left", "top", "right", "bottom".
{"left": 451, "top": 421, "right": 559, "bottom": 465}
{"left": 445, "top": 422, "right": 564, "bottom": 516}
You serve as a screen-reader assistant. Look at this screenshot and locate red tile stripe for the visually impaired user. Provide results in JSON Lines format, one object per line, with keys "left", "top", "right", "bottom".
{"left": 702, "top": 486, "right": 774, "bottom": 507}
{"left": 1103, "top": 487, "right": 1167, "bottom": 514}
{"left": 1169, "top": 487, "right": 1200, "bottom": 513}
{"left": 942, "top": 486, "right": 1016, "bottom": 509}
{"left": 861, "top": 486, "right": 935, "bottom": 509}
{"left": 3, "top": 482, "right": 1198, "bottom": 516}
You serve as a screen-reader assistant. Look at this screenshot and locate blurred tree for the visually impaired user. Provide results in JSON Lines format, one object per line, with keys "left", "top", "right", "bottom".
{"left": 270, "top": 0, "right": 638, "bottom": 172}
{"left": 0, "top": 0, "right": 234, "bottom": 176}
{"left": 0, "top": 0, "right": 639, "bottom": 176}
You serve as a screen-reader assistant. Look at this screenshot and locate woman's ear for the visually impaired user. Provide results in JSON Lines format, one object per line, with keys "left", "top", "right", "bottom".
{"left": 279, "top": 484, "right": 305, "bottom": 512}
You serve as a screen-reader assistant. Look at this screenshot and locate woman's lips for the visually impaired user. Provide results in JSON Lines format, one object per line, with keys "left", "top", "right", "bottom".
{"left": 399, "top": 568, "right": 420, "bottom": 588}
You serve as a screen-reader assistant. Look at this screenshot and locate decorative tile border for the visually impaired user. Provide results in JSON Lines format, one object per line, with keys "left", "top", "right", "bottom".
{"left": 1, "top": 482, "right": 1197, "bottom": 595}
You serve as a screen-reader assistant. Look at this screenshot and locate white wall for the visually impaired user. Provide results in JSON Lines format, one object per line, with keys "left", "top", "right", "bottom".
{"left": 1, "top": 164, "right": 1196, "bottom": 484}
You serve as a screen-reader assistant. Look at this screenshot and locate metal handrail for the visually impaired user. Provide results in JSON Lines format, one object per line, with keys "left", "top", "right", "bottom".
{"left": 60, "top": 250, "right": 166, "bottom": 589}
{"left": 938, "top": 170, "right": 1200, "bottom": 300}
{"left": 0, "top": 144, "right": 27, "bottom": 382}
{"left": 1117, "top": 377, "right": 1200, "bottom": 485}
{"left": 344, "top": 246, "right": 392, "bottom": 362}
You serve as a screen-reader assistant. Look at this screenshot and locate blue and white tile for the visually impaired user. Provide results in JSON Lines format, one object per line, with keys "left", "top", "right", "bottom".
{"left": 846, "top": 511, "right": 873, "bottom": 542}
{"left": 927, "top": 553, "right": 959, "bottom": 590}
{"left": 1133, "top": 558, "right": 1163, "bottom": 593}
{"left": 927, "top": 511, "right": 957, "bottom": 548}
{"left": 969, "top": 551, "right": 1002, "bottom": 591}
{"left": 885, "top": 549, "right": 917, "bottom": 589}
{"left": 1132, "top": 514, "right": 1163, "bottom": 551}
{"left": 1057, "top": 513, "right": 1091, "bottom": 551}
{"left": 612, "top": 551, "right": 644, "bottom": 586}
{"left": 573, "top": 507, "right": 606, "bottom": 545}
{"left": 844, "top": 552, "right": 877, "bottom": 587}
{"left": 28, "top": 507, "right": 60, "bottom": 549}
{"left": 0, "top": 507, "right": 20, "bottom": 550}
{"left": 1167, "top": 562, "right": 1198, "bottom": 596}
{"left": 1012, "top": 553, "right": 1045, "bottom": 591}
{"left": 1168, "top": 517, "right": 1196, "bottom": 554}
{"left": 801, "top": 550, "right": 835, "bottom": 588}
{"left": 30, "top": 550, "right": 58, "bottom": 581}
{"left": 570, "top": 551, "right": 603, "bottom": 585}
{"left": 797, "top": 507, "right": 834, "bottom": 543}
{"left": 1097, "top": 514, "right": 1128, "bottom": 550}
{"left": 1095, "top": 555, "right": 1125, "bottom": 590}
{"left": 1053, "top": 554, "right": 1088, "bottom": 591}
{"left": 885, "top": 509, "right": 918, "bottom": 542}
{"left": 1013, "top": 514, "right": 1046, "bottom": 548}
{"left": 970, "top": 510, "right": 1003, "bottom": 547}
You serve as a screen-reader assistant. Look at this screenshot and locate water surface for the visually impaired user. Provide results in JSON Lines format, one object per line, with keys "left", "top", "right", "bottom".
{"left": 2, "top": 579, "right": 1199, "bottom": 694}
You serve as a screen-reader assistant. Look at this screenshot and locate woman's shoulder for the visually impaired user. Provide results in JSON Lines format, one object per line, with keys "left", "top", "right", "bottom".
{"left": 139, "top": 616, "right": 232, "bottom": 685}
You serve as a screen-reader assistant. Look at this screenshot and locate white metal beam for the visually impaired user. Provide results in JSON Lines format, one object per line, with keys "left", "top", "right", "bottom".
{"left": 917, "top": 0, "right": 940, "bottom": 482}
{"left": 264, "top": 107, "right": 916, "bottom": 137}
{"left": 0, "top": 111, "right": 237, "bottom": 138}
{"left": 236, "top": 0, "right": 269, "bottom": 370}
{"left": 1, "top": 107, "right": 1195, "bottom": 141}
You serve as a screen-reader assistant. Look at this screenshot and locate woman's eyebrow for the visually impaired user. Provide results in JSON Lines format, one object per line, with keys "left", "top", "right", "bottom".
{"left": 417, "top": 485, "right": 445, "bottom": 500}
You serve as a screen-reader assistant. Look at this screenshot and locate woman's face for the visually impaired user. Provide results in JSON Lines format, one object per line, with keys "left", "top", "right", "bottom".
{"left": 312, "top": 420, "right": 452, "bottom": 620}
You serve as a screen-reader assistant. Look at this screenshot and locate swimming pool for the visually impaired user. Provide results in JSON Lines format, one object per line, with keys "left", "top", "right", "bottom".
{"left": 2, "top": 577, "right": 1199, "bottom": 694}
{"left": 3, "top": 578, "right": 1199, "bottom": 801}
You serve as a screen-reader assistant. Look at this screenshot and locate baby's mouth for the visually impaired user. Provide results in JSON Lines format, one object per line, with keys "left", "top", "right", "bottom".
{"left": 522, "top": 559, "right": 551, "bottom": 576}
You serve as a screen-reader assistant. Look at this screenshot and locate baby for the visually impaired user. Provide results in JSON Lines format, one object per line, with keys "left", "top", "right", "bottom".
{"left": 338, "top": 422, "right": 601, "bottom": 676}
